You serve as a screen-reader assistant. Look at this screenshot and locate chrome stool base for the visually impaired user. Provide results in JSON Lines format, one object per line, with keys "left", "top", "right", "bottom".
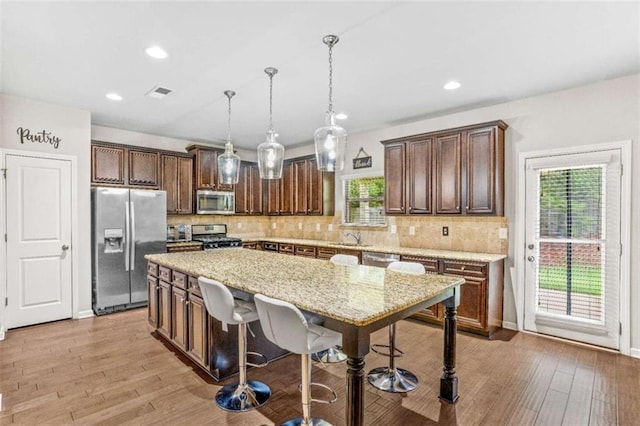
{"left": 311, "top": 346, "right": 347, "bottom": 363}
{"left": 367, "top": 366, "right": 419, "bottom": 393}
{"left": 215, "top": 380, "right": 271, "bottom": 412}
{"left": 282, "top": 417, "right": 332, "bottom": 426}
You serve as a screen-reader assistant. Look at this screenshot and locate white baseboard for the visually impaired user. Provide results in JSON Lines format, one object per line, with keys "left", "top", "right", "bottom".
{"left": 502, "top": 321, "right": 518, "bottom": 331}
{"left": 630, "top": 348, "right": 640, "bottom": 359}
{"left": 76, "top": 310, "right": 94, "bottom": 319}
{"left": 0, "top": 327, "right": 5, "bottom": 341}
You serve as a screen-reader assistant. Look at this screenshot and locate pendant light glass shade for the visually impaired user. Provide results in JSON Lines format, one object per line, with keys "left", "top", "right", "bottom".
{"left": 314, "top": 35, "right": 347, "bottom": 172}
{"left": 257, "top": 67, "right": 285, "bottom": 179}
{"left": 217, "top": 90, "right": 241, "bottom": 185}
{"left": 314, "top": 111, "right": 347, "bottom": 172}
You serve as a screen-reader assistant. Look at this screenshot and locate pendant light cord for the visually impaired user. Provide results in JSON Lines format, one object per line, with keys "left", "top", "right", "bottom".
{"left": 269, "top": 73, "right": 274, "bottom": 131}
{"left": 328, "top": 43, "right": 334, "bottom": 114}
{"left": 227, "top": 94, "right": 232, "bottom": 143}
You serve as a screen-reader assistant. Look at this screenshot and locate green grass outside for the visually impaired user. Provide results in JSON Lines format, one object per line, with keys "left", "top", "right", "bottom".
{"left": 538, "top": 265, "right": 602, "bottom": 296}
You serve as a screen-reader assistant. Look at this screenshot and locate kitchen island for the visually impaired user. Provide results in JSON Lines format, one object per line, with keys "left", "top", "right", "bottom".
{"left": 146, "top": 249, "right": 464, "bottom": 426}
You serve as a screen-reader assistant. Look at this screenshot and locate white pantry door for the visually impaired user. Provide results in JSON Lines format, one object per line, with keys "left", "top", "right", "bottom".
{"left": 5, "top": 154, "right": 73, "bottom": 328}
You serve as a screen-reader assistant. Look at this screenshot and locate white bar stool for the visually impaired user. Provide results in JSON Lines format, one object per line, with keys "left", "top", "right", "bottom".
{"left": 310, "top": 254, "right": 358, "bottom": 364}
{"left": 367, "top": 261, "right": 425, "bottom": 393}
{"left": 198, "top": 277, "right": 271, "bottom": 412}
{"left": 255, "top": 293, "right": 341, "bottom": 426}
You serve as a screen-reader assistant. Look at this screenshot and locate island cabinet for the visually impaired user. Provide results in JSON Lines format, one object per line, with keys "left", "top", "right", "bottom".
{"left": 146, "top": 262, "right": 288, "bottom": 380}
{"left": 187, "top": 145, "right": 233, "bottom": 191}
{"left": 91, "top": 142, "right": 161, "bottom": 188}
{"left": 382, "top": 120, "right": 507, "bottom": 216}
{"left": 161, "top": 154, "right": 193, "bottom": 214}
{"left": 403, "top": 255, "right": 504, "bottom": 337}
{"left": 235, "top": 161, "right": 264, "bottom": 215}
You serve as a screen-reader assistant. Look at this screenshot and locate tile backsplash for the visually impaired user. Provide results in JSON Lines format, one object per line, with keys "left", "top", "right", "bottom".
{"left": 168, "top": 213, "right": 508, "bottom": 254}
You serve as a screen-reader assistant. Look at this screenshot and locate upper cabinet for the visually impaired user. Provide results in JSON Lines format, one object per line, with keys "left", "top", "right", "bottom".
{"left": 91, "top": 142, "right": 160, "bottom": 188}
{"left": 382, "top": 120, "right": 507, "bottom": 216}
{"left": 235, "top": 161, "right": 264, "bottom": 215}
{"left": 187, "top": 145, "right": 233, "bottom": 191}
{"left": 161, "top": 154, "right": 193, "bottom": 215}
{"left": 266, "top": 156, "right": 334, "bottom": 216}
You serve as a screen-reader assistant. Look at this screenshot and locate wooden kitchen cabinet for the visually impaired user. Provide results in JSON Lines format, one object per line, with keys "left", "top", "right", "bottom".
{"left": 236, "top": 161, "right": 264, "bottom": 215}
{"left": 147, "top": 274, "right": 159, "bottom": 328}
{"left": 293, "top": 157, "right": 324, "bottom": 215}
{"left": 266, "top": 161, "right": 294, "bottom": 215}
{"left": 161, "top": 154, "right": 193, "bottom": 214}
{"left": 382, "top": 120, "right": 507, "bottom": 216}
{"left": 92, "top": 141, "right": 183, "bottom": 189}
{"left": 186, "top": 276, "right": 209, "bottom": 368}
{"left": 157, "top": 280, "right": 172, "bottom": 339}
{"left": 171, "top": 286, "right": 188, "bottom": 352}
{"left": 91, "top": 144, "right": 125, "bottom": 185}
{"left": 400, "top": 254, "right": 440, "bottom": 319}
{"left": 409, "top": 257, "right": 504, "bottom": 337}
{"left": 187, "top": 145, "right": 233, "bottom": 191}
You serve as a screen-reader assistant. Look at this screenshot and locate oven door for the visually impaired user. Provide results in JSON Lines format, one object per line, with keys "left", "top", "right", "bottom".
{"left": 196, "top": 190, "right": 235, "bottom": 214}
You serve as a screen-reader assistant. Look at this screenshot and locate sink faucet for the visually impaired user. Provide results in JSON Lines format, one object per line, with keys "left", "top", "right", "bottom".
{"left": 344, "top": 231, "right": 361, "bottom": 245}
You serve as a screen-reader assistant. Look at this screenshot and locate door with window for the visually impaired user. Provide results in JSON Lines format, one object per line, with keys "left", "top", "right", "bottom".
{"left": 524, "top": 149, "right": 621, "bottom": 349}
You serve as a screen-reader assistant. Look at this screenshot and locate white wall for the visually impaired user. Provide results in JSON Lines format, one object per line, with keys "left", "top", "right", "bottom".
{"left": 336, "top": 73, "right": 640, "bottom": 353}
{"left": 0, "top": 94, "right": 93, "bottom": 333}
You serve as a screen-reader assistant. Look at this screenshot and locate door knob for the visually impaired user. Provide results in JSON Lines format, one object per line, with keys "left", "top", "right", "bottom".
{"left": 62, "top": 244, "right": 69, "bottom": 251}
{"left": 528, "top": 244, "right": 535, "bottom": 249}
{"left": 527, "top": 256, "right": 535, "bottom": 262}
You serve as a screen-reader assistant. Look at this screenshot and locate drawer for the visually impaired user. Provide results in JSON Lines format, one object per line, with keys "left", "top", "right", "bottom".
{"left": 172, "top": 271, "right": 188, "bottom": 289}
{"left": 167, "top": 245, "right": 202, "bottom": 253}
{"left": 147, "top": 262, "right": 159, "bottom": 277}
{"left": 317, "top": 247, "right": 338, "bottom": 260}
{"left": 189, "top": 276, "right": 202, "bottom": 297}
{"left": 262, "top": 242, "right": 278, "bottom": 251}
{"left": 278, "top": 243, "right": 294, "bottom": 255}
{"left": 400, "top": 255, "right": 439, "bottom": 273}
{"left": 442, "top": 260, "right": 487, "bottom": 278}
{"left": 243, "top": 242, "right": 258, "bottom": 249}
{"left": 295, "top": 245, "right": 317, "bottom": 257}
{"left": 158, "top": 266, "right": 171, "bottom": 282}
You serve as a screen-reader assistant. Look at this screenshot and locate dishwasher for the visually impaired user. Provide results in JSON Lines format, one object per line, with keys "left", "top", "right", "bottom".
{"left": 362, "top": 251, "right": 400, "bottom": 268}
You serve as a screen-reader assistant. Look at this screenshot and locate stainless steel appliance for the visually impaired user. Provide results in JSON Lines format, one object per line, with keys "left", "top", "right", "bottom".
{"left": 362, "top": 251, "right": 400, "bottom": 268}
{"left": 167, "top": 224, "right": 192, "bottom": 242}
{"left": 91, "top": 187, "right": 167, "bottom": 315}
{"left": 196, "top": 190, "right": 235, "bottom": 214}
{"left": 191, "top": 224, "right": 242, "bottom": 250}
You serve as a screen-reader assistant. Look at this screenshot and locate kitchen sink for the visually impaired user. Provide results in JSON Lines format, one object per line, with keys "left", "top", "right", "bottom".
{"left": 328, "top": 242, "right": 371, "bottom": 247}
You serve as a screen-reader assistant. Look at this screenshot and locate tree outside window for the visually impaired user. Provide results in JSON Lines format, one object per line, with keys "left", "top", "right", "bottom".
{"left": 344, "top": 177, "right": 385, "bottom": 225}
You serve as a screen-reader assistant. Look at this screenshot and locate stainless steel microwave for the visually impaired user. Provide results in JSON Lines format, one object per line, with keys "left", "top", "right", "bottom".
{"left": 196, "top": 190, "right": 235, "bottom": 214}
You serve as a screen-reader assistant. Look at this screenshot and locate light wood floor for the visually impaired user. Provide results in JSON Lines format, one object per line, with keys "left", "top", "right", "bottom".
{"left": 1, "top": 309, "right": 638, "bottom": 425}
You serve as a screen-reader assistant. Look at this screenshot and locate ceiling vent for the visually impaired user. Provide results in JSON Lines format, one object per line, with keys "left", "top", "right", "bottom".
{"left": 146, "top": 85, "right": 173, "bottom": 99}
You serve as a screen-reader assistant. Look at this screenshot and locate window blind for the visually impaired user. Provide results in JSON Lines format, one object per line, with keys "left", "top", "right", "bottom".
{"left": 343, "top": 176, "right": 385, "bottom": 225}
{"left": 536, "top": 166, "right": 605, "bottom": 323}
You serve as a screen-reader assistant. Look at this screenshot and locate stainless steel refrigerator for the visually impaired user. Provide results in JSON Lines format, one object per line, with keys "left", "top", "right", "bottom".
{"left": 91, "top": 187, "right": 167, "bottom": 315}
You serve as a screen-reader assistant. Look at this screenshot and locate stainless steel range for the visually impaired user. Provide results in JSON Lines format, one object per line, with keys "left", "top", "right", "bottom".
{"left": 191, "top": 224, "right": 242, "bottom": 250}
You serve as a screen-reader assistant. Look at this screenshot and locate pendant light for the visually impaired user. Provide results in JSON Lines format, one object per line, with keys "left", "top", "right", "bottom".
{"left": 314, "top": 35, "right": 347, "bottom": 172}
{"left": 257, "top": 67, "right": 285, "bottom": 179}
{"left": 217, "top": 90, "right": 241, "bottom": 185}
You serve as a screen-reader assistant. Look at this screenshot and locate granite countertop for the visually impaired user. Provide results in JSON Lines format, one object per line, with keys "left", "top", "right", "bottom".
{"left": 239, "top": 237, "right": 506, "bottom": 263}
{"left": 145, "top": 250, "right": 463, "bottom": 327}
{"left": 166, "top": 241, "right": 203, "bottom": 248}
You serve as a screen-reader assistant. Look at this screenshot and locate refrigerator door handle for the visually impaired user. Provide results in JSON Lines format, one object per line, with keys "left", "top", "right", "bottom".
{"left": 124, "top": 201, "right": 130, "bottom": 271}
{"left": 130, "top": 201, "right": 136, "bottom": 271}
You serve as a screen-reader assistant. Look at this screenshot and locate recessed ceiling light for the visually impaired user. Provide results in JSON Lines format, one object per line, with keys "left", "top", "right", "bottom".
{"left": 105, "top": 93, "right": 123, "bottom": 101}
{"left": 145, "top": 45, "right": 168, "bottom": 59}
{"left": 335, "top": 112, "right": 348, "bottom": 120}
{"left": 443, "top": 81, "right": 461, "bottom": 90}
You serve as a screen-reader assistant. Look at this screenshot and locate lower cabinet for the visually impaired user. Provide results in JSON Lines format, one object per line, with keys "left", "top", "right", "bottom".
{"left": 404, "top": 255, "right": 504, "bottom": 337}
{"left": 147, "top": 262, "right": 288, "bottom": 380}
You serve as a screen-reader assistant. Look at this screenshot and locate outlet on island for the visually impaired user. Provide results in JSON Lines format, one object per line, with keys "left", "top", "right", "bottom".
{"left": 442, "top": 226, "right": 449, "bottom": 236}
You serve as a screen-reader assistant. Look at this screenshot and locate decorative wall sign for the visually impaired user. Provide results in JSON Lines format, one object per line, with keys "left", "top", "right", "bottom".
{"left": 352, "top": 147, "right": 372, "bottom": 169}
{"left": 16, "top": 127, "right": 61, "bottom": 149}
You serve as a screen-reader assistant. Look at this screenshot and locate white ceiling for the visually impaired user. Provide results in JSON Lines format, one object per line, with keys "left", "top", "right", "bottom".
{"left": 2, "top": 1, "right": 638, "bottom": 150}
